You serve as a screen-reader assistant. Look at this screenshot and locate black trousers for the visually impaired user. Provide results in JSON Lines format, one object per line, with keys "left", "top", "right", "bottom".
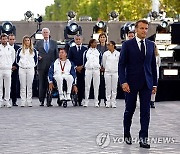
{"left": 76, "top": 69, "right": 85, "bottom": 103}
{"left": 10, "top": 69, "right": 19, "bottom": 103}
{"left": 38, "top": 69, "right": 48, "bottom": 103}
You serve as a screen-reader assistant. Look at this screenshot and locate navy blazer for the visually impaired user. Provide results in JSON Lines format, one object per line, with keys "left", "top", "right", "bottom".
{"left": 68, "top": 45, "right": 87, "bottom": 67}
{"left": 118, "top": 38, "right": 157, "bottom": 90}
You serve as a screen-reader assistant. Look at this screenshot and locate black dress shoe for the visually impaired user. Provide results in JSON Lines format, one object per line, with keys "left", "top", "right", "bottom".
{"left": 150, "top": 101, "right": 155, "bottom": 108}
{"left": 124, "top": 133, "right": 132, "bottom": 145}
{"left": 139, "top": 141, "right": 150, "bottom": 148}
{"left": 39, "top": 102, "right": 44, "bottom": 106}
{"left": 47, "top": 104, "right": 53, "bottom": 107}
{"left": 12, "top": 103, "right": 18, "bottom": 106}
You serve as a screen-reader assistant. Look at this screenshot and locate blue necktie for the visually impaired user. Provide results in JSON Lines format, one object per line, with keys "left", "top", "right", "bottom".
{"left": 45, "top": 41, "right": 49, "bottom": 53}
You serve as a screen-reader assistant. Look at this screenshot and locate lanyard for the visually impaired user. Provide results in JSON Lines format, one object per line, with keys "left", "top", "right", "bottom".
{"left": 60, "top": 61, "right": 66, "bottom": 73}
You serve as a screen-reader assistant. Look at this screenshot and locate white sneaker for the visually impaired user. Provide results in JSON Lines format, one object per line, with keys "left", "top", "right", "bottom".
{"left": 59, "top": 94, "right": 65, "bottom": 100}
{"left": 111, "top": 102, "right": 117, "bottom": 108}
{"left": 94, "top": 102, "right": 99, "bottom": 108}
{"left": 83, "top": 100, "right": 88, "bottom": 107}
{"left": 28, "top": 102, "right": 32, "bottom": 107}
{"left": 6, "top": 102, "right": 12, "bottom": 108}
{"left": 0, "top": 102, "right": 3, "bottom": 108}
{"left": 21, "top": 102, "right": 26, "bottom": 107}
{"left": 66, "top": 94, "right": 71, "bottom": 101}
{"left": 106, "top": 101, "right": 110, "bottom": 108}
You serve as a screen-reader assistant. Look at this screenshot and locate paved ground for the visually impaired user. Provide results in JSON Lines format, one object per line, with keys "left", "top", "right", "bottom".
{"left": 0, "top": 98, "right": 179, "bottom": 154}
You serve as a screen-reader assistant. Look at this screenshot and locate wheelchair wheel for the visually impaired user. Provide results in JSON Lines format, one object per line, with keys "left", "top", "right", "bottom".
{"left": 63, "top": 101, "right": 67, "bottom": 108}
{"left": 57, "top": 97, "right": 63, "bottom": 106}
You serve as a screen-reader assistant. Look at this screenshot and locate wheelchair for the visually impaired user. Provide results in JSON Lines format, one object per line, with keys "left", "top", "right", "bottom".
{"left": 47, "top": 79, "right": 78, "bottom": 108}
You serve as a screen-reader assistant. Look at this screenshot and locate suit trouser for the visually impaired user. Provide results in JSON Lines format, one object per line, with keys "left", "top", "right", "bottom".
{"left": 124, "top": 83, "right": 151, "bottom": 140}
{"left": 54, "top": 74, "right": 73, "bottom": 95}
{"left": 10, "top": 69, "right": 19, "bottom": 103}
{"left": 0, "top": 69, "right": 11, "bottom": 103}
{"left": 38, "top": 69, "right": 48, "bottom": 102}
{"left": 19, "top": 68, "right": 34, "bottom": 104}
{"left": 104, "top": 72, "right": 118, "bottom": 103}
{"left": 85, "top": 69, "right": 100, "bottom": 103}
{"left": 76, "top": 70, "right": 85, "bottom": 103}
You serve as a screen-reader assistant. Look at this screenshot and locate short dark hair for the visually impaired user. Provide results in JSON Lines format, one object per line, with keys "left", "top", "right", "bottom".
{"left": 109, "top": 40, "right": 116, "bottom": 49}
{"left": 128, "top": 31, "right": 135, "bottom": 35}
{"left": 0, "top": 33, "right": 8, "bottom": 39}
{"left": 135, "top": 19, "right": 149, "bottom": 28}
{"left": 88, "top": 39, "right": 97, "bottom": 48}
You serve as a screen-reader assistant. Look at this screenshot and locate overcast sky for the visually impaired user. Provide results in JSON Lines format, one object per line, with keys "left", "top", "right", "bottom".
{"left": 0, "top": 0, "right": 54, "bottom": 21}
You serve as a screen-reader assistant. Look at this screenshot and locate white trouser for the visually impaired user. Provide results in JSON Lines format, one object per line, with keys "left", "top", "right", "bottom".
{"left": 85, "top": 69, "right": 100, "bottom": 102}
{"left": 0, "top": 69, "right": 11, "bottom": 103}
{"left": 54, "top": 74, "right": 73, "bottom": 95}
{"left": 19, "top": 67, "right": 34, "bottom": 104}
{"left": 104, "top": 72, "right": 118, "bottom": 104}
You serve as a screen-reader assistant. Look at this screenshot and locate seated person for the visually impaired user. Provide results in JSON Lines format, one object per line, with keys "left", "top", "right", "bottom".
{"left": 48, "top": 48, "right": 77, "bottom": 100}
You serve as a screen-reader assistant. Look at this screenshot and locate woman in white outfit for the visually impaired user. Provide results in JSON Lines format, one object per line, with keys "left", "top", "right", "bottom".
{"left": 16, "top": 35, "right": 38, "bottom": 107}
{"left": 150, "top": 44, "right": 161, "bottom": 108}
{"left": 102, "top": 41, "right": 120, "bottom": 108}
{"left": 0, "top": 33, "right": 15, "bottom": 108}
{"left": 83, "top": 39, "right": 102, "bottom": 107}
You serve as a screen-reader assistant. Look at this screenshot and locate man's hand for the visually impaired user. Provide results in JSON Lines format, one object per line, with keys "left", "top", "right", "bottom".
{"left": 152, "top": 87, "right": 157, "bottom": 94}
{"left": 72, "top": 85, "right": 78, "bottom": 93}
{"left": 12, "top": 66, "right": 17, "bottom": 71}
{"left": 38, "top": 56, "right": 42, "bottom": 60}
{"left": 122, "top": 83, "right": 130, "bottom": 93}
{"left": 100, "top": 67, "right": 105, "bottom": 72}
{"left": 49, "top": 82, "right": 54, "bottom": 91}
{"left": 76, "top": 66, "right": 83, "bottom": 73}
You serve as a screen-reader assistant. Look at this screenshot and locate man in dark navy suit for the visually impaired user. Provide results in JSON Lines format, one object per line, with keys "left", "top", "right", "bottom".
{"left": 118, "top": 20, "right": 157, "bottom": 148}
{"left": 68, "top": 34, "right": 87, "bottom": 106}
{"left": 9, "top": 34, "right": 20, "bottom": 106}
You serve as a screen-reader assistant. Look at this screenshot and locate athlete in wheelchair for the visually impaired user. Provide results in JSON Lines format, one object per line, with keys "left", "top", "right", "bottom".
{"left": 48, "top": 48, "right": 78, "bottom": 107}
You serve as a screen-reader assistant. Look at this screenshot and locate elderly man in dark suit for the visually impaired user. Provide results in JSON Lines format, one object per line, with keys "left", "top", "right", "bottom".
{"left": 68, "top": 34, "right": 87, "bottom": 106}
{"left": 118, "top": 19, "right": 157, "bottom": 148}
{"left": 9, "top": 34, "right": 20, "bottom": 106}
{"left": 35, "top": 27, "right": 58, "bottom": 107}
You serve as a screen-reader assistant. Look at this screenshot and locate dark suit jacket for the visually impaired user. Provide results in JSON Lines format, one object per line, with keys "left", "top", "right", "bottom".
{"left": 68, "top": 45, "right": 87, "bottom": 66}
{"left": 118, "top": 38, "right": 157, "bottom": 90}
{"left": 35, "top": 39, "right": 58, "bottom": 70}
{"left": 13, "top": 44, "right": 20, "bottom": 68}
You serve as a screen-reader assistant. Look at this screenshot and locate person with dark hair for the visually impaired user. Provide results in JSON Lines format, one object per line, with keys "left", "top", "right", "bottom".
{"left": 68, "top": 34, "right": 87, "bottom": 106}
{"left": 8, "top": 34, "right": 20, "bottom": 106}
{"left": 48, "top": 48, "right": 77, "bottom": 101}
{"left": 102, "top": 41, "right": 120, "bottom": 108}
{"left": 118, "top": 19, "right": 157, "bottom": 148}
{"left": 97, "top": 33, "right": 108, "bottom": 106}
{"left": 16, "top": 35, "right": 38, "bottom": 107}
{"left": 0, "top": 33, "right": 15, "bottom": 108}
{"left": 35, "top": 27, "right": 58, "bottom": 107}
{"left": 83, "top": 39, "right": 102, "bottom": 107}
{"left": 127, "top": 31, "right": 135, "bottom": 40}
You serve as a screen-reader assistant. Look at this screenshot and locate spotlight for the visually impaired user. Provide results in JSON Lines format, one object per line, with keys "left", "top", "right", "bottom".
{"left": 64, "top": 21, "right": 82, "bottom": 40}
{"left": 24, "top": 11, "right": 34, "bottom": 21}
{"left": 35, "top": 15, "right": 43, "bottom": 23}
{"left": 120, "top": 22, "right": 135, "bottom": 40}
{"left": 156, "top": 20, "right": 170, "bottom": 33}
{"left": 109, "top": 11, "right": 119, "bottom": 21}
{"left": 0, "top": 21, "right": 16, "bottom": 35}
{"left": 151, "top": 11, "right": 158, "bottom": 19}
{"left": 92, "top": 20, "right": 107, "bottom": 40}
{"left": 67, "top": 11, "right": 76, "bottom": 21}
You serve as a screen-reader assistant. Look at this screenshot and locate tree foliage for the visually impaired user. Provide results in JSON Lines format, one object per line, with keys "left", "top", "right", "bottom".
{"left": 44, "top": 0, "right": 180, "bottom": 21}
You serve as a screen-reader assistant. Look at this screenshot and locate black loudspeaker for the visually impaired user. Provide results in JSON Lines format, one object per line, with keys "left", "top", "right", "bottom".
{"left": 171, "top": 22, "right": 180, "bottom": 44}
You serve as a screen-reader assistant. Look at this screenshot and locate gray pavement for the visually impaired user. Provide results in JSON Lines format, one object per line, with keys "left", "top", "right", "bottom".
{"left": 0, "top": 98, "right": 180, "bottom": 154}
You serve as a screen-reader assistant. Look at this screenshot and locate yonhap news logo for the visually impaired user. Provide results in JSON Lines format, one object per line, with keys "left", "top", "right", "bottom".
{"left": 96, "top": 132, "right": 176, "bottom": 148}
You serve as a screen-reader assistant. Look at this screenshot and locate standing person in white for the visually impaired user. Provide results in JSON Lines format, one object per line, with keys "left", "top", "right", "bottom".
{"left": 102, "top": 41, "right": 120, "bottom": 108}
{"left": 150, "top": 44, "right": 161, "bottom": 108}
{"left": 16, "top": 35, "right": 38, "bottom": 107}
{"left": 83, "top": 39, "right": 102, "bottom": 107}
{"left": 0, "top": 33, "right": 15, "bottom": 108}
